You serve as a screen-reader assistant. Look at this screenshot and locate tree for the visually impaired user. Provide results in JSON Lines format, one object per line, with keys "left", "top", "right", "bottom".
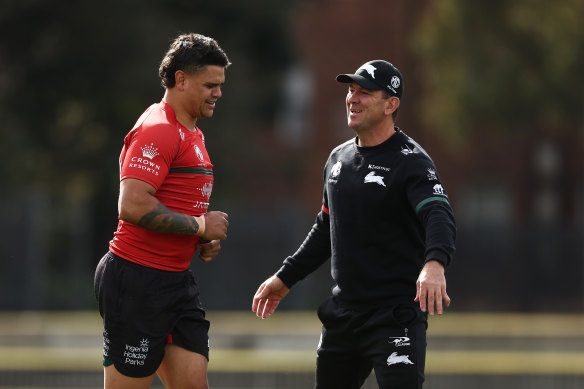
{"left": 413, "top": 0, "right": 584, "bottom": 143}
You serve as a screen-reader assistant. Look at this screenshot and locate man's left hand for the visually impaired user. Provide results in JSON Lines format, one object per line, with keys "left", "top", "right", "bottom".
{"left": 415, "top": 260, "right": 450, "bottom": 315}
{"left": 198, "top": 239, "right": 221, "bottom": 262}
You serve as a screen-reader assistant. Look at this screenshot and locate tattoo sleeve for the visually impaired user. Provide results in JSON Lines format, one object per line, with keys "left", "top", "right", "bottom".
{"left": 137, "top": 202, "right": 200, "bottom": 235}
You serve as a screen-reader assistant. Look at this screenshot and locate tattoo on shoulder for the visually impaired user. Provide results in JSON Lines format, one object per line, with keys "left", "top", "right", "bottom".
{"left": 138, "top": 203, "right": 199, "bottom": 235}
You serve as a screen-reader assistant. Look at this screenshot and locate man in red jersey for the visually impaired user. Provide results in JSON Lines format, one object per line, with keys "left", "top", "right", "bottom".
{"left": 94, "top": 33, "right": 231, "bottom": 389}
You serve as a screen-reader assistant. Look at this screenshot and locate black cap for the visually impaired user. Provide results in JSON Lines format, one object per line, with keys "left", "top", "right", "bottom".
{"left": 336, "top": 60, "right": 403, "bottom": 98}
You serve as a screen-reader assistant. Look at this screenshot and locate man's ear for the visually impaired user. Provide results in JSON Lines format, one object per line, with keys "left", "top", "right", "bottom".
{"left": 174, "top": 70, "right": 186, "bottom": 91}
{"left": 385, "top": 96, "right": 400, "bottom": 116}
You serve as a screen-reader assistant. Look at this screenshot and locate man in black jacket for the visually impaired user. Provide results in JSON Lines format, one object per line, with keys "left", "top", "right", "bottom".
{"left": 252, "top": 60, "right": 456, "bottom": 389}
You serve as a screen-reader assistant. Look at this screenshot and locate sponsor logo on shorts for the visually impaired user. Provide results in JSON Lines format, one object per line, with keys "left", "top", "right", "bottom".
{"left": 123, "top": 338, "right": 150, "bottom": 366}
{"left": 388, "top": 336, "right": 410, "bottom": 347}
{"left": 103, "top": 330, "right": 111, "bottom": 357}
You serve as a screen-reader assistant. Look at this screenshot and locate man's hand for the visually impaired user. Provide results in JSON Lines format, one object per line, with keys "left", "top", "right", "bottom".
{"left": 198, "top": 240, "right": 221, "bottom": 262}
{"left": 252, "top": 275, "right": 290, "bottom": 319}
{"left": 415, "top": 260, "right": 450, "bottom": 315}
{"left": 200, "top": 211, "right": 229, "bottom": 241}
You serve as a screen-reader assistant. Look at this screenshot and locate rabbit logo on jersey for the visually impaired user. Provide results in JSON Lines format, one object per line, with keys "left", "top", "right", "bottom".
{"left": 364, "top": 171, "right": 386, "bottom": 187}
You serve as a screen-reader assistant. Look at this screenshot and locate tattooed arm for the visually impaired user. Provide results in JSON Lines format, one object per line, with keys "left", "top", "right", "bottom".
{"left": 118, "top": 178, "right": 228, "bottom": 240}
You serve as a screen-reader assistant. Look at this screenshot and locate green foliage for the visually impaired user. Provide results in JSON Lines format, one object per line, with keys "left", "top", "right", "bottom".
{"left": 0, "top": 0, "right": 294, "bottom": 198}
{"left": 413, "top": 0, "right": 584, "bottom": 142}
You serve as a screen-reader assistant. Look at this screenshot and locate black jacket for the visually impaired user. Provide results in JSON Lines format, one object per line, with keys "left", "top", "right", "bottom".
{"left": 277, "top": 129, "right": 456, "bottom": 309}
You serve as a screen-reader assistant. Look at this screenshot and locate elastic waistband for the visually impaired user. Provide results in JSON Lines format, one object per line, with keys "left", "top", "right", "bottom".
{"left": 107, "top": 251, "right": 190, "bottom": 275}
{"left": 333, "top": 295, "right": 415, "bottom": 312}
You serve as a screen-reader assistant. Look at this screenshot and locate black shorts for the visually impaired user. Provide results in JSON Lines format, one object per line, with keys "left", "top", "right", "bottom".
{"left": 315, "top": 297, "right": 428, "bottom": 389}
{"left": 94, "top": 252, "right": 210, "bottom": 378}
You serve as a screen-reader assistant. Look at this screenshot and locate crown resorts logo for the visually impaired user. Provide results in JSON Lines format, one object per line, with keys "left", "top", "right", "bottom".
{"left": 141, "top": 143, "right": 159, "bottom": 160}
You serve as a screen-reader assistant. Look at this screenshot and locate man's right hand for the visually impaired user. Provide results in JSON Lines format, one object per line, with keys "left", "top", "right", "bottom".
{"left": 252, "top": 275, "right": 290, "bottom": 319}
{"left": 200, "top": 211, "right": 229, "bottom": 240}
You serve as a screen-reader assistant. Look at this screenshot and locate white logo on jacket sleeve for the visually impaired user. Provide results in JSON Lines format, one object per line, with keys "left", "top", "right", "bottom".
{"left": 387, "top": 352, "right": 413, "bottom": 366}
{"left": 364, "top": 171, "right": 386, "bottom": 187}
{"left": 427, "top": 168, "right": 437, "bottom": 181}
{"left": 433, "top": 184, "right": 446, "bottom": 196}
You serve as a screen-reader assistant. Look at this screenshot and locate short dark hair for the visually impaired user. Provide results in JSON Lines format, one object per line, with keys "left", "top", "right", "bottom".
{"left": 159, "top": 33, "right": 231, "bottom": 88}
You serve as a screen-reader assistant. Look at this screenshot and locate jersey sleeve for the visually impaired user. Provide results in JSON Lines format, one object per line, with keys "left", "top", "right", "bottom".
{"left": 404, "top": 155, "right": 456, "bottom": 267}
{"left": 120, "top": 123, "right": 180, "bottom": 190}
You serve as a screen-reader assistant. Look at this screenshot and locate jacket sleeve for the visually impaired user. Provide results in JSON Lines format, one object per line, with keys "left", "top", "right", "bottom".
{"left": 405, "top": 155, "right": 457, "bottom": 268}
{"left": 275, "top": 207, "right": 332, "bottom": 288}
{"left": 276, "top": 157, "right": 334, "bottom": 288}
{"left": 417, "top": 201, "right": 456, "bottom": 268}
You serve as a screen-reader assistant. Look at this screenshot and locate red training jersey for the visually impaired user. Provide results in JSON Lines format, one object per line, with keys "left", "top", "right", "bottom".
{"left": 109, "top": 100, "right": 214, "bottom": 271}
